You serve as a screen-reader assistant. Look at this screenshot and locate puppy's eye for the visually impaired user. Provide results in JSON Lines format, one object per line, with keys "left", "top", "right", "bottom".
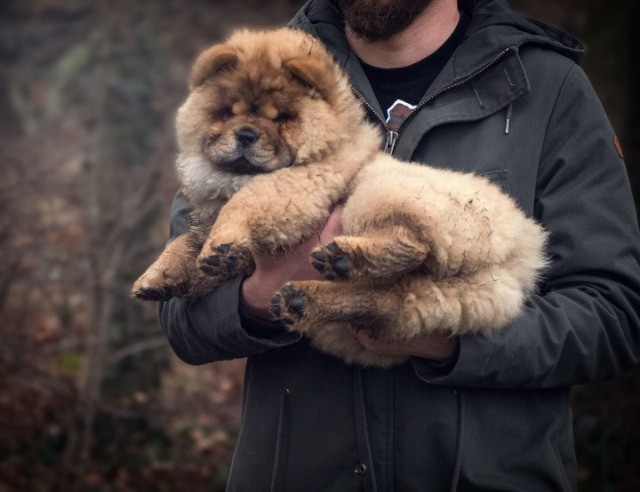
{"left": 214, "top": 107, "right": 233, "bottom": 121}
{"left": 274, "top": 112, "right": 294, "bottom": 123}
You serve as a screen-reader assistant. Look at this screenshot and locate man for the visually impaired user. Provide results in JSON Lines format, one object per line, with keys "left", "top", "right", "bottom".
{"left": 160, "top": 0, "right": 640, "bottom": 490}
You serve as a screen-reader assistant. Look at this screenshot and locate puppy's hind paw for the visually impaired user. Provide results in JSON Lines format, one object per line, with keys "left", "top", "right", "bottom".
{"left": 271, "top": 284, "right": 308, "bottom": 325}
{"left": 311, "top": 242, "right": 351, "bottom": 280}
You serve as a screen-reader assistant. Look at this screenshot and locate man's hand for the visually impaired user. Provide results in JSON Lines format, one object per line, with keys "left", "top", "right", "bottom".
{"left": 240, "top": 206, "right": 344, "bottom": 320}
{"left": 351, "top": 328, "right": 458, "bottom": 361}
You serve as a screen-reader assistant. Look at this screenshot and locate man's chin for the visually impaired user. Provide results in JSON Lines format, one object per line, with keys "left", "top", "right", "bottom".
{"left": 337, "top": 0, "right": 433, "bottom": 42}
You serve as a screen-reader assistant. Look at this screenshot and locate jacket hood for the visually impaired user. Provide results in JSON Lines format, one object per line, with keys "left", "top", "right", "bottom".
{"left": 464, "top": 0, "right": 583, "bottom": 64}
{"left": 290, "top": 0, "right": 584, "bottom": 75}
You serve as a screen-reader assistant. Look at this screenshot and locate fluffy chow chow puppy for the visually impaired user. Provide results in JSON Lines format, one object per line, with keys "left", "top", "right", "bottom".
{"left": 132, "top": 28, "right": 547, "bottom": 367}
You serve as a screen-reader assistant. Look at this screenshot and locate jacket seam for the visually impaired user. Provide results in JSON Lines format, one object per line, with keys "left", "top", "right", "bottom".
{"left": 536, "top": 63, "right": 577, "bottom": 189}
{"left": 551, "top": 388, "right": 574, "bottom": 491}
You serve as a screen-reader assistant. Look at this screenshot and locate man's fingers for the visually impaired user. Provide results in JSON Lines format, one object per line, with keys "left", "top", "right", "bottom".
{"left": 320, "top": 205, "right": 344, "bottom": 242}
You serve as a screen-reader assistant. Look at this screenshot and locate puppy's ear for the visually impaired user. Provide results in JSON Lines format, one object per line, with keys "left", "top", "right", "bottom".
{"left": 189, "top": 45, "right": 238, "bottom": 90}
{"left": 285, "top": 57, "right": 336, "bottom": 101}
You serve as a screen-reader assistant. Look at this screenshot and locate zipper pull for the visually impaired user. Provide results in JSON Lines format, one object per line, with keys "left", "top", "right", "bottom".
{"left": 504, "top": 102, "right": 513, "bottom": 135}
{"left": 384, "top": 130, "right": 399, "bottom": 155}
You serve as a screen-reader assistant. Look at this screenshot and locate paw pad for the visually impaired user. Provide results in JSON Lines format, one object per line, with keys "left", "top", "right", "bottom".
{"left": 198, "top": 243, "right": 246, "bottom": 278}
{"left": 311, "top": 241, "right": 350, "bottom": 279}
{"left": 270, "top": 285, "right": 307, "bottom": 324}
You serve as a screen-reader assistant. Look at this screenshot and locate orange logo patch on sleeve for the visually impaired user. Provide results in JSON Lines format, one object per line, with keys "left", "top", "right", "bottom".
{"left": 614, "top": 135, "right": 624, "bottom": 158}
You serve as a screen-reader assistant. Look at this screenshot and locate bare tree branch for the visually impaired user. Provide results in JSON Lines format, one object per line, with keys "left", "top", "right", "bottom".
{"left": 106, "top": 336, "right": 168, "bottom": 366}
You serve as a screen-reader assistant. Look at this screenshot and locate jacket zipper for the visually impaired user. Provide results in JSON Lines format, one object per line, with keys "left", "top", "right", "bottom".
{"left": 350, "top": 46, "right": 516, "bottom": 156}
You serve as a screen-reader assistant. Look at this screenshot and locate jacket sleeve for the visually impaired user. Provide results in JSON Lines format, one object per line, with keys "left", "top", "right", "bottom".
{"left": 158, "top": 192, "right": 301, "bottom": 365}
{"left": 412, "top": 64, "right": 640, "bottom": 388}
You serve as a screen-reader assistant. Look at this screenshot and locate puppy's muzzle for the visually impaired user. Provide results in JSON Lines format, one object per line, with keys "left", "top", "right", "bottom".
{"left": 236, "top": 127, "right": 259, "bottom": 148}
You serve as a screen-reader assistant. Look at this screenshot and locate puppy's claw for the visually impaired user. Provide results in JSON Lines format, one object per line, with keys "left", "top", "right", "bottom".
{"left": 311, "top": 250, "right": 327, "bottom": 263}
{"left": 281, "top": 284, "right": 295, "bottom": 296}
{"left": 216, "top": 244, "right": 231, "bottom": 254}
{"left": 133, "top": 286, "right": 172, "bottom": 302}
{"left": 270, "top": 294, "right": 282, "bottom": 317}
{"left": 223, "top": 255, "right": 238, "bottom": 270}
{"left": 199, "top": 264, "right": 216, "bottom": 275}
{"left": 203, "top": 255, "right": 221, "bottom": 266}
{"left": 311, "top": 250, "right": 328, "bottom": 273}
{"left": 311, "top": 260, "right": 326, "bottom": 273}
{"left": 326, "top": 242, "right": 341, "bottom": 254}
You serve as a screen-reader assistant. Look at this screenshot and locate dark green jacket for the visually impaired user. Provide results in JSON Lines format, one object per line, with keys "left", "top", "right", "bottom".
{"left": 159, "top": 1, "right": 640, "bottom": 490}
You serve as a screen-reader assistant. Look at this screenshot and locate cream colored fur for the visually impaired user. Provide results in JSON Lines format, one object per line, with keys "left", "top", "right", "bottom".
{"left": 132, "top": 28, "right": 548, "bottom": 367}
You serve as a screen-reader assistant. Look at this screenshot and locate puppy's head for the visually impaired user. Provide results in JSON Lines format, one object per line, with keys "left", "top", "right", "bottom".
{"left": 176, "top": 28, "right": 362, "bottom": 184}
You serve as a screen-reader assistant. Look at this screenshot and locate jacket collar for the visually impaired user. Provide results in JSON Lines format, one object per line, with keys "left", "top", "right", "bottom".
{"left": 289, "top": 0, "right": 583, "bottom": 158}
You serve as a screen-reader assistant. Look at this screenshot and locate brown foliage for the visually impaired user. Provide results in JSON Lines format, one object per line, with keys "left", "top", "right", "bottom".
{"left": 0, "top": 0, "right": 637, "bottom": 490}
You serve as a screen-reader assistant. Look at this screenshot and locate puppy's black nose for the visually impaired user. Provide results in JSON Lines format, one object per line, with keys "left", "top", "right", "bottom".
{"left": 236, "top": 128, "right": 259, "bottom": 147}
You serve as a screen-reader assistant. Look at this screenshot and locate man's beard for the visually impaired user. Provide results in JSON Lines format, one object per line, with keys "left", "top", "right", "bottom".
{"left": 337, "top": 0, "right": 434, "bottom": 42}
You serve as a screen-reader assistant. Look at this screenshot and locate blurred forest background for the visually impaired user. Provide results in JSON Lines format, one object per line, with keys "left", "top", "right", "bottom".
{"left": 0, "top": 0, "right": 638, "bottom": 490}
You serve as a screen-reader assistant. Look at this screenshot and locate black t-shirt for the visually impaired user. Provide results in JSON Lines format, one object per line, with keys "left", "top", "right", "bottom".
{"left": 359, "top": 14, "right": 470, "bottom": 126}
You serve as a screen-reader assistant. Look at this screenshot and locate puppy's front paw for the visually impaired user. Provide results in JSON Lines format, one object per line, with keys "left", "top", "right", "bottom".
{"left": 132, "top": 285, "right": 173, "bottom": 302}
{"left": 132, "top": 270, "right": 185, "bottom": 302}
{"left": 197, "top": 243, "right": 251, "bottom": 279}
{"left": 271, "top": 284, "right": 308, "bottom": 326}
{"left": 311, "top": 241, "right": 351, "bottom": 280}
